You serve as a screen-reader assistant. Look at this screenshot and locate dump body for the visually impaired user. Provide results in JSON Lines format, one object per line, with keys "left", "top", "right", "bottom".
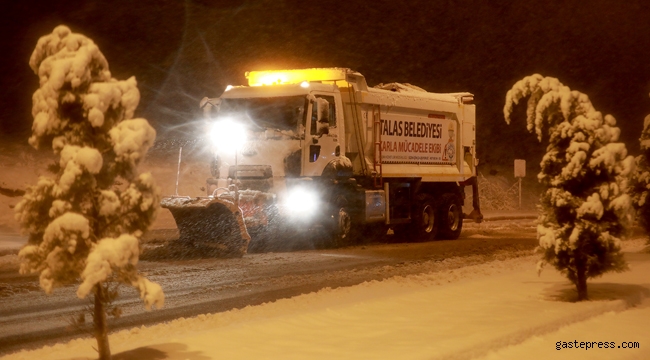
{"left": 338, "top": 77, "right": 477, "bottom": 182}
{"left": 161, "top": 68, "right": 482, "bottom": 256}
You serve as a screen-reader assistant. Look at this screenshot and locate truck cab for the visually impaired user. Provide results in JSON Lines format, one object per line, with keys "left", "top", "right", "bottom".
{"left": 201, "top": 79, "right": 349, "bottom": 190}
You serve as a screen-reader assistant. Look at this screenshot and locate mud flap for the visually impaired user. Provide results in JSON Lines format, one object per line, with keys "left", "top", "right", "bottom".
{"left": 161, "top": 197, "right": 251, "bottom": 258}
{"left": 460, "top": 175, "right": 483, "bottom": 223}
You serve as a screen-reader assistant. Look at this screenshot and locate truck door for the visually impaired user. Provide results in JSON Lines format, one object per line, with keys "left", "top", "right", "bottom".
{"left": 303, "top": 94, "right": 340, "bottom": 177}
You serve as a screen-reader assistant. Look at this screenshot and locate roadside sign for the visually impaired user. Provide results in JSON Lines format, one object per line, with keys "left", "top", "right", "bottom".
{"left": 514, "top": 159, "right": 526, "bottom": 178}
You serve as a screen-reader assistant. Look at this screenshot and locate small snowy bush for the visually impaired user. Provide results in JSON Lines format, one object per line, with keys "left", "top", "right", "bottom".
{"left": 15, "top": 25, "right": 163, "bottom": 358}
{"left": 476, "top": 173, "right": 519, "bottom": 211}
{"left": 504, "top": 74, "right": 633, "bottom": 300}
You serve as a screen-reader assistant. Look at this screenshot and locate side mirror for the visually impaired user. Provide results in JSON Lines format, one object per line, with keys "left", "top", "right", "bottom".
{"left": 200, "top": 97, "right": 210, "bottom": 109}
{"left": 200, "top": 97, "right": 221, "bottom": 117}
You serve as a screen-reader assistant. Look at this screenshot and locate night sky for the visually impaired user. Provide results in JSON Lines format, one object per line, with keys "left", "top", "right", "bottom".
{"left": 2, "top": 0, "right": 650, "bottom": 171}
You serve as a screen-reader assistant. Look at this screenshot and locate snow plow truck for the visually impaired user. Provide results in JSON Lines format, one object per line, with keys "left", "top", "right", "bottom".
{"left": 161, "top": 68, "right": 482, "bottom": 257}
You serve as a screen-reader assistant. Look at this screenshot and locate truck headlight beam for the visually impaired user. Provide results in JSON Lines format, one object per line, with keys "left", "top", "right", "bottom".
{"left": 284, "top": 187, "right": 319, "bottom": 217}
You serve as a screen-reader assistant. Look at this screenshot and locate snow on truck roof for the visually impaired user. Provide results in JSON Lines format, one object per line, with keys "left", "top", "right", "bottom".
{"left": 243, "top": 68, "right": 473, "bottom": 104}
{"left": 367, "top": 86, "right": 472, "bottom": 104}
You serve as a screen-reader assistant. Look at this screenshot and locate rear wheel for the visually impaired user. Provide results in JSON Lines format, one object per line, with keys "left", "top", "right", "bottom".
{"left": 437, "top": 193, "right": 463, "bottom": 240}
{"left": 395, "top": 195, "right": 437, "bottom": 242}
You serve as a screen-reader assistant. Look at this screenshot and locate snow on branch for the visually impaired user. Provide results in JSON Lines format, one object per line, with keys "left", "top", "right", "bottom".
{"left": 77, "top": 234, "right": 140, "bottom": 298}
{"left": 83, "top": 77, "right": 141, "bottom": 129}
{"left": 132, "top": 277, "right": 165, "bottom": 310}
{"left": 19, "top": 213, "right": 90, "bottom": 293}
{"left": 110, "top": 118, "right": 156, "bottom": 169}
{"left": 631, "top": 109, "right": 650, "bottom": 239}
{"left": 76, "top": 232, "right": 164, "bottom": 309}
{"left": 640, "top": 115, "right": 650, "bottom": 151}
{"left": 29, "top": 26, "right": 112, "bottom": 148}
{"left": 54, "top": 145, "right": 103, "bottom": 196}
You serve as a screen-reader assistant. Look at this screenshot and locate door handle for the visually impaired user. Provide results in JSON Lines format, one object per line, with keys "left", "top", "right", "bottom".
{"left": 309, "top": 145, "right": 321, "bottom": 162}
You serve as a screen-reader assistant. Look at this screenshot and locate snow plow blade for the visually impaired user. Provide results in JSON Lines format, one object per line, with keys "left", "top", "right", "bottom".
{"left": 161, "top": 196, "right": 251, "bottom": 258}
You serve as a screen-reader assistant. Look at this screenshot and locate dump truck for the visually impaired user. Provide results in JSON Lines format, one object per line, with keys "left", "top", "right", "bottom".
{"left": 161, "top": 68, "right": 482, "bottom": 257}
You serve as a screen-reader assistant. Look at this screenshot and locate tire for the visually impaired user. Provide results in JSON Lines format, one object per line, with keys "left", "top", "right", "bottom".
{"left": 437, "top": 193, "right": 463, "bottom": 240}
{"left": 395, "top": 194, "right": 437, "bottom": 242}
{"left": 318, "top": 192, "right": 360, "bottom": 248}
{"left": 330, "top": 206, "right": 353, "bottom": 247}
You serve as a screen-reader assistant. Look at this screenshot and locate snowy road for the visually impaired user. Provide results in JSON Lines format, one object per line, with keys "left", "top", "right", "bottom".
{"left": 0, "top": 235, "right": 25, "bottom": 251}
{"left": 0, "top": 220, "right": 537, "bottom": 356}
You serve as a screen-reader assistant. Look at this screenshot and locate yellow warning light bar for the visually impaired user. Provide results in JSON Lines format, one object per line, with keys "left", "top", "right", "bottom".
{"left": 245, "top": 68, "right": 349, "bottom": 86}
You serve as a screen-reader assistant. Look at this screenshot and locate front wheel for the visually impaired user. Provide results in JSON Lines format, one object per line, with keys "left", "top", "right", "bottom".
{"left": 314, "top": 205, "right": 354, "bottom": 248}
{"left": 331, "top": 206, "right": 353, "bottom": 247}
{"left": 437, "top": 193, "right": 463, "bottom": 240}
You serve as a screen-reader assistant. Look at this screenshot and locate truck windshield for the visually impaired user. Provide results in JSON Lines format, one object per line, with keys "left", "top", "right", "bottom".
{"left": 218, "top": 96, "right": 306, "bottom": 133}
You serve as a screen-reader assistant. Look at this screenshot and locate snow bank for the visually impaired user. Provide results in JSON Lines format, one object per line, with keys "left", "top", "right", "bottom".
{"left": 5, "top": 245, "right": 648, "bottom": 360}
{"left": 480, "top": 306, "right": 650, "bottom": 360}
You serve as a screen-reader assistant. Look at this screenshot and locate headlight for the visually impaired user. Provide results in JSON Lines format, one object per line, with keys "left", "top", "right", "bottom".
{"left": 283, "top": 187, "right": 319, "bottom": 218}
{"left": 209, "top": 118, "right": 246, "bottom": 153}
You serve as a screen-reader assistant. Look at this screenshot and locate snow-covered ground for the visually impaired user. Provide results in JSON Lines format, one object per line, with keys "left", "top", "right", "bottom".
{"left": 3, "top": 239, "right": 647, "bottom": 360}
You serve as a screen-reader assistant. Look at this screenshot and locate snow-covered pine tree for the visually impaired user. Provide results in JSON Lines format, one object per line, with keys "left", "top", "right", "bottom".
{"left": 504, "top": 74, "right": 634, "bottom": 301}
{"left": 16, "top": 25, "right": 164, "bottom": 359}
{"left": 631, "top": 109, "right": 650, "bottom": 243}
